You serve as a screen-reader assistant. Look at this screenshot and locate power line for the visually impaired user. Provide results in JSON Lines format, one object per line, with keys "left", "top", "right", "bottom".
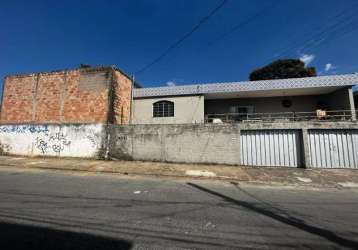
{"left": 273, "top": 9, "right": 353, "bottom": 59}
{"left": 300, "top": 18, "right": 358, "bottom": 52}
{"left": 135, "top": 0, "right": 228, "bottom": 75}
{"left": 287, "top": 14, "right": 356, "bottom": 55}
{"left": 271, "top": 3, "right": 358, "bottom": 60}
{"left": 207, "top": 1, "right": 279, "bottom": 47}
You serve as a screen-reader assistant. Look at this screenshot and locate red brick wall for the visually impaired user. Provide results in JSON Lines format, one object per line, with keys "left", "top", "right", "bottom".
{"left": 62, "top": 69, "right": 109, "bottom": 123}
{"left": 35, "top": 73, "right": 63, "bottom": 122}
{"left": 0, "top": 68, "right": 115, "bottom": 124}
{"left": 1, "top": 75, "right": 34, "bottom": 122}
{"left": 0, "top": 67, "right": 133, "bottom": 124}
{"left": 112, "top": 70, "right": 132, "bottom": 124}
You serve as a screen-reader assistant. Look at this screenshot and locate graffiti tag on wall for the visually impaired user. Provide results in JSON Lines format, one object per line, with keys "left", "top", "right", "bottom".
{"left": 0, "top": 125, "right": 49, "bottom": 134}
{"left": 35, "top": 138, "right": 49, "bottom": 154}
{"left": 35, "top": 132, "right": 71, "bottom": 154}
{"left": 0, "top": 142, "right": 12, "bottom": 155}
{"left": 0, "top": 124, "right": 103, "bottom": 157}
{"left": 49, "top": 132, "right": 71, "bottom": 153}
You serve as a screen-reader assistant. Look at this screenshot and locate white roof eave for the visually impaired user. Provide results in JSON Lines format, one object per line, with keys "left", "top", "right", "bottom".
{"left": 134, "top": 74, "right": 358, "bottom": 98}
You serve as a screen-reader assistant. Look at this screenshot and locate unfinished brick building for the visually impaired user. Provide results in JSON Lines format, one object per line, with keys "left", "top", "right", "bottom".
{"left": 0, "top": 66, "right": 135, "bottom": 124}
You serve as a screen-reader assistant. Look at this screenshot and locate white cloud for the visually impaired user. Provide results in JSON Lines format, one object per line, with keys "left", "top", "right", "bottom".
{"left": 166, "top": 81, "right": 176, "bottom": 87}
{"left": 325, "top": 63, "right": 335, "bottom": 72}
{"left": 299, "top": 54, "right": 315, "bottom": 66}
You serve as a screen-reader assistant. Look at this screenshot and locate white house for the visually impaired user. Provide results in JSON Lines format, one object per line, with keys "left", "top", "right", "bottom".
{"left": 132, "top": 74, "right": 358, "bottom": 124}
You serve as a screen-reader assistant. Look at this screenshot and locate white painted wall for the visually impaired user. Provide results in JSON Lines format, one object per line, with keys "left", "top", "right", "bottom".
{"left": 0, "top": 124, "right": 105, "bottom": 158}
{"left": 132, "top": 95, "right": 204, "bottom": 124}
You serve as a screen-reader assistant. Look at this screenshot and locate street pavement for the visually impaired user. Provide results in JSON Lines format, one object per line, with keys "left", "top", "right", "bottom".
{"left": 0, "top": 168, "right": 358, "bottom": 250}
{"left": 2, "top": 155, "right": 358, "bottom": 188}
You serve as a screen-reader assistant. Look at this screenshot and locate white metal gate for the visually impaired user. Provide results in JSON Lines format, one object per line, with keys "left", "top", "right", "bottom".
{"left": 308, "top": 130, "right": 358, "bottom": 168}
{"left": 240, "top": 130, "right": 302, "bottom": 167}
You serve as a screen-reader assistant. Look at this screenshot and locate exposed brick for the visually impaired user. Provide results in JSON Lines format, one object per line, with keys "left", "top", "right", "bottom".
{"left": 112, "top": 70, "right": 132, "bottom": 124}
{"left": 0, "top": 66, "right": 133, "bottom": 124}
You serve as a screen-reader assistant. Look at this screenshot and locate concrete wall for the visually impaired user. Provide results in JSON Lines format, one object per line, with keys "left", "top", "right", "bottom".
{"left": 109, "top": 124, "right": 240, "bottom": 164}
{"left": 0, "top": 124, "right": 105, "bottom": 158}
{"left": 108, "top": 122, "right": 358, "bottom": 167}
{"left": 1, "top": 122, "right": 358, "bottom": 168}
{"left": 132, "top": 95, "right": 204, "bottom": 124}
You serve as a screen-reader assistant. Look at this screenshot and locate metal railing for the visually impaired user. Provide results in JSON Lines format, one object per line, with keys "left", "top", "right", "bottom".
{"left": 205, "top": 110, "right": 357, "bottom": 123}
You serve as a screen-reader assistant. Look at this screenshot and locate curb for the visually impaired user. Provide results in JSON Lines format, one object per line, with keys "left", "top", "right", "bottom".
{"left": 0, "top": 164, "right": 351, "bottom": 190}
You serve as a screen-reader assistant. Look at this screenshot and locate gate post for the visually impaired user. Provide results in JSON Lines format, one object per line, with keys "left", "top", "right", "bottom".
{"left": 301, "top": 128, "right": 311, "bottom": 168}
{"left": 237, "top": 125, "right": 241, "bottom": 165}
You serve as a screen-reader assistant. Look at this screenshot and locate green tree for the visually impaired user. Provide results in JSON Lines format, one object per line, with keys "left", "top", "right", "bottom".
{"left": 249, "top": 59, "right": 316, "bottom": 81}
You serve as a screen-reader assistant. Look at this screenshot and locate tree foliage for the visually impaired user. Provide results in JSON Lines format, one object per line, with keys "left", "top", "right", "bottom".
{"left": 249, "top": 59, "right": 316, "bottom": 81}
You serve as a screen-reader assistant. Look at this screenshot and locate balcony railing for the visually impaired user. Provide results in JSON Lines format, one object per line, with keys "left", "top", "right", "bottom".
{"left": 205, "top": 110, "right": 357, "bottom": 123}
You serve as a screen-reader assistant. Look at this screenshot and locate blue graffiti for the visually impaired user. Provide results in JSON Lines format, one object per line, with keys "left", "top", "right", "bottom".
{"left": 0, "top": 125, "right": 49, "bottom": 134}
{"left": 29, "top": 125, "right": 49, "bottom": 133}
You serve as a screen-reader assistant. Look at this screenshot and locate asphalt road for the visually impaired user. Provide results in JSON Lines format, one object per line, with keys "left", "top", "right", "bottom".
{"left": 0, "top": 168, "right": 358, "bottom": 250}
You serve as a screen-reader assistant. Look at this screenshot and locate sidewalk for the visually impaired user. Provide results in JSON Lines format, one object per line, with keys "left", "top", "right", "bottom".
{"left": 1, "top": 155, "right": 358, "bottom": 188}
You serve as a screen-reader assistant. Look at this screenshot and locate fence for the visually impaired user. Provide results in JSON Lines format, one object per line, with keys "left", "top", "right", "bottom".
{"left": 0, "top": 123, "right": 358, "bottom": 168}
{"left": 205, "top": 110, "right": 356, "bottom": 123}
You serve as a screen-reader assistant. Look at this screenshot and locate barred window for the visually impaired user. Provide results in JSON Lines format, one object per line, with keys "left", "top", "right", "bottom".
{"left": 153, "top": 101, "right": 174, "bottom": 117}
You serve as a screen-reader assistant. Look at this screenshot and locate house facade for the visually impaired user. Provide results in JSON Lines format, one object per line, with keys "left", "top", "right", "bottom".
{"left": 0, "top": 67, "right": 357, "bottom": 168}
{"left": 1, "top": 66, "right": 357, "bottom": 125}
{"left": 132, "top": 74, "right": 358, "bottom": 124}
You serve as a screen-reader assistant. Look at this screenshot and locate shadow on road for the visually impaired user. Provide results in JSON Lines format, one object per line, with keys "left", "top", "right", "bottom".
{"left": 0, "top": 221, "right": 132, "bottom": 250}
{"left": 187, "top": 182, "right": 358, "bottom": 250}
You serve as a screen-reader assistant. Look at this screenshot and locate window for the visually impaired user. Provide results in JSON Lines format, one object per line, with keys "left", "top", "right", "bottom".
{"left": 229, "top": 106, "right": 254, "bottom": 114}
{"left": 229, "top": 106, "right": 254, "bottom": 121}
{"left": 153, "top": 101, "right": 174, "bottom": 117}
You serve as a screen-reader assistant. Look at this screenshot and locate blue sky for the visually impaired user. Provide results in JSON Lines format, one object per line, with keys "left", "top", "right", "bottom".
{"left": 1, "top": 0, "right": 358, "bottom": 89}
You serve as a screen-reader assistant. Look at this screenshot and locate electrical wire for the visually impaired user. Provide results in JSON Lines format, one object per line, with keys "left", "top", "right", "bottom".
{"left": 135, "top": 0, "right": 228, "bottom": 75}
{"left": 207, "top": 1, "right": 279, "bottom": 47}
{"left": 272, "top": 3, "right": 358, "bottom": 59}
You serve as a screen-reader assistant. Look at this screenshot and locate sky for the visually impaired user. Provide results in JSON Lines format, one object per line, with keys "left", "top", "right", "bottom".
{"left": 1, "top": 0, "right": 358, "bottom": 90}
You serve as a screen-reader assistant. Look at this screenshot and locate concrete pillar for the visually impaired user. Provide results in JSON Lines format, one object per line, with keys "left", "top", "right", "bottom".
{"left": 301, "top": 129, "right": 311, "bottom": 168}
{"left": 348, "top": 87, "right": 356, "bottom": 121}
{"left": 31, "top": 74, "right": 40, "bottom": 122}
{"left": 237, "top": 126, "right": 241, "bottom": 165}
{"left": 59, "top": 71, "right": 67, "bottom": 123}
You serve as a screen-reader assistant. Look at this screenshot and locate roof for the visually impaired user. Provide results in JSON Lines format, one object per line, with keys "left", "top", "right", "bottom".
{"left": 134, "top": 74, "right": 358, "bottom": 98}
